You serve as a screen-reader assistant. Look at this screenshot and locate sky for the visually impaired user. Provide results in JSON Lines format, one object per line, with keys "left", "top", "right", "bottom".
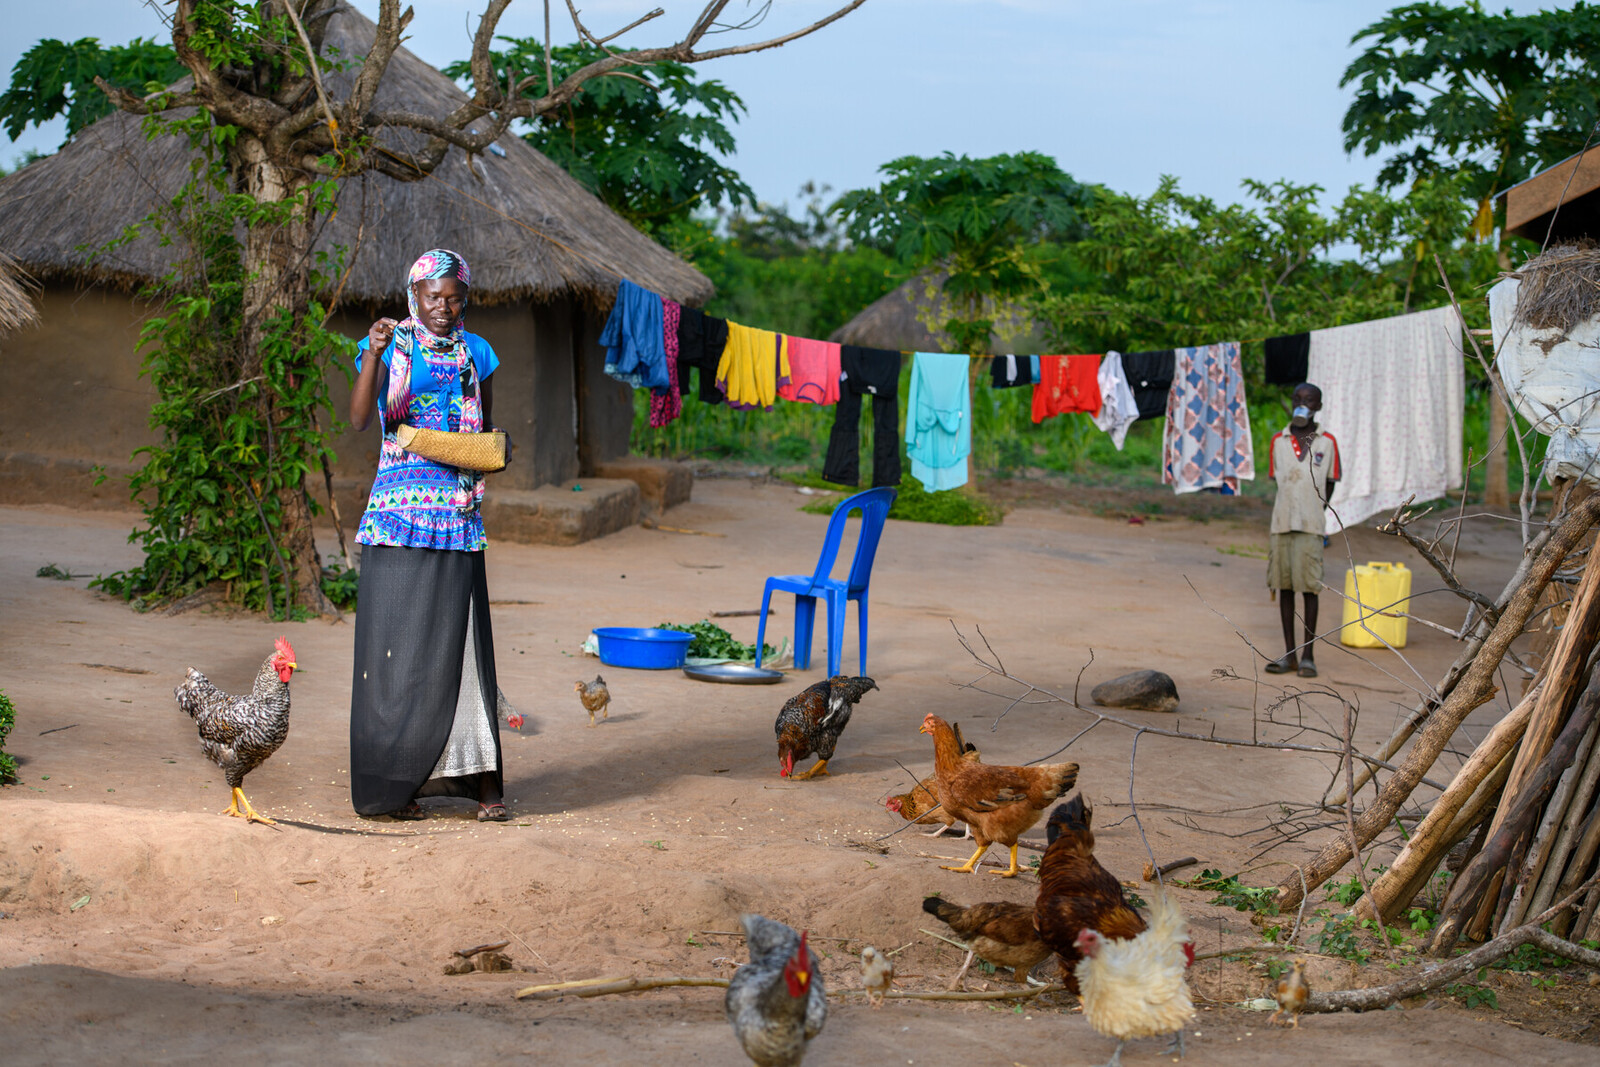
{"left": 0, "top": 0, "right": 1549, "bottom": 214}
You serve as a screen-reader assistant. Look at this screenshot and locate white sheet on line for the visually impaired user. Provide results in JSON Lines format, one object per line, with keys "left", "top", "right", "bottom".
{"left": 1306, "top": 305, "right": 1463, "bottom": 533}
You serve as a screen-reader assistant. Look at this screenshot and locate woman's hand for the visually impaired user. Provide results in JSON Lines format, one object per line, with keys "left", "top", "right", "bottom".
{"left": 490, "top": 426, "right": 514, "bottom": 467}
{"left": 368, "top": 317, "right": 398, "bottom": 352}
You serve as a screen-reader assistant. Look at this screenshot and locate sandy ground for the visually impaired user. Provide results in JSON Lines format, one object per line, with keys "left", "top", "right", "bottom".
{"left": 2, "top": 475, "right": 1596, "bottom": 1065}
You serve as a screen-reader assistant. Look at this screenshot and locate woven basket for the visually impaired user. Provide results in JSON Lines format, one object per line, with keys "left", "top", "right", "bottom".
{"left": 394, "top": 425, "right": 507, "bottom": 473}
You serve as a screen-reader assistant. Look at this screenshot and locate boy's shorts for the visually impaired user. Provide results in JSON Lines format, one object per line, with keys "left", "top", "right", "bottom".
{"left": 1268, "top": 532, "right": 1324, "bottom": 594}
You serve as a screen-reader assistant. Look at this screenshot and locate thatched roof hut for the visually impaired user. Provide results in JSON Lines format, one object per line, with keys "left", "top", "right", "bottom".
{"left": 0, "top": 3, "right": 704, "bottom": 539}
{"left": 829, "top": 271, "right": 1044, "bottom": 353}
{"left": 0, "top": 253, "right": 39, "bottom": 337}
{"left": 0, "top": 3, "right": 711, "bottom": 308}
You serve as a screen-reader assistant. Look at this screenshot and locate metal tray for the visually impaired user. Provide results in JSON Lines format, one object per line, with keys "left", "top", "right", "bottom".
{"left": 682, "top": 663, "right": 787, "bottom": 685}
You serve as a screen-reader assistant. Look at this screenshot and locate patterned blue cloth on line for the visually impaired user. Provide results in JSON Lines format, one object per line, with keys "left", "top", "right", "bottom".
{"left": 1161, "top": 341, "right": 1254, "bottom": 495}
{"left": 600, "top": 279, "right": 669, "bottom": 390}
{"left": 906, "top": 352, "right": 971, "bottom": 492}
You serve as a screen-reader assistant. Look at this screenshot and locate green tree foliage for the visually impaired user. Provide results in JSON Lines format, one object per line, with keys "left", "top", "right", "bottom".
{"left": 89, "top": 114, "right": 353, "bottom": 618}
{"left": 681, "top": 184, "right": 900, "bottom": 339}
{"left": 446, "top": 39, "right": 752, "bottom": 231}
{"left": 1040, "top": 174, "right": 1494, "bottom": 360}
{"left": 1341, "top": 1, "right": 1600, "bottom": 223}
{"left": 833, "top": 152, "right": 1091, "bottom": 352}
{"left": 0, "top": 36, "right": 184, "bottom": 142}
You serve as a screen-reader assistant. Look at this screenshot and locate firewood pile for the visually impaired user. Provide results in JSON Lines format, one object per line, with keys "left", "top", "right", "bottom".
{"left": 1274, "top": 485, "right": 1600, "bottom": 956}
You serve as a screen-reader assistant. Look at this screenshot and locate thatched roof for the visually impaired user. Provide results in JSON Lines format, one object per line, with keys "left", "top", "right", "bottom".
{"left": 0, "top": 4, "right": 710, "bottom": 308}
{"left": 0, "top": 252, "right": 39, "bottom": 336}
{"left": 828, "top": 272, "right": 1044, "bottom": 353}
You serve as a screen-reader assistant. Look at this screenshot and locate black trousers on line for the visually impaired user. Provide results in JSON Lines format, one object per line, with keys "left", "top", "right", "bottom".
{"left": 823, "top": 388, "right": 901, "bottom": 488}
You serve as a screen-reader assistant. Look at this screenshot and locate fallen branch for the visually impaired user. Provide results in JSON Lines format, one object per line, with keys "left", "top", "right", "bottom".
{"left": 1143, "top": 857, "right": 1199, "bottom": 882}
{"left": 512, "top": 973, "right": 1065, "bottom": 1002}
{"left": 1306, "top": 878, "right": 1600, "bottom": 1013}
{"left": 515, "top": 975, "right": 728, "bottom": 1000}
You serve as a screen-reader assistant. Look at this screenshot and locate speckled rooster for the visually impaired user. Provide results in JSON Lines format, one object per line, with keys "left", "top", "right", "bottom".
{"left": 774, "top": 675, "right": 877, "bottom": 779}
{"left": 174, "top": 636, "right": 297, "bottom": 825}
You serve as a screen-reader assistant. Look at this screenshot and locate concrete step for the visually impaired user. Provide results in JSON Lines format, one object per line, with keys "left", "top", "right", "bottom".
{"left": 483, "top": 479, "right": 640, "bottom": 545}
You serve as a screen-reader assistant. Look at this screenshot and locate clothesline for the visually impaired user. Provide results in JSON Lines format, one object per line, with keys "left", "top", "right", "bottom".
{"left": 398, "top": 151, "right": 1465, "bottom": 519}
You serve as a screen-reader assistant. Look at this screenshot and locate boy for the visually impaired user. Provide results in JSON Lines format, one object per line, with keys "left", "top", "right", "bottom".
{"left": 1264, "top": 383, "right": 1341, "bottom": 678}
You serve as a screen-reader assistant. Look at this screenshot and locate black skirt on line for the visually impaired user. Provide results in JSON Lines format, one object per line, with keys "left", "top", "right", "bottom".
{"left": 349, "top": 543, "right": 502, "bottom": 815}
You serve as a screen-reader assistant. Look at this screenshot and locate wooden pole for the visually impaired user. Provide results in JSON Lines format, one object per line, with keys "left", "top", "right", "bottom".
{"left": 1506, "top": 713, "right": 1600, "bottom": 930}
{"left": 1432, "top": 678, "right": 1600, "bottom": 954}
{"left": 1462, "top": 555, "right": 1600, "bottom": 940}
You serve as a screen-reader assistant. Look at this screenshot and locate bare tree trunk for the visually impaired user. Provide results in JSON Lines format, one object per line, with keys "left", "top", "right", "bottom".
{"left": 231, "top": 133, "right": 331, "bottom": 615}
{"left": 1274, "top": 494, "right": 1600, "bottom": 914}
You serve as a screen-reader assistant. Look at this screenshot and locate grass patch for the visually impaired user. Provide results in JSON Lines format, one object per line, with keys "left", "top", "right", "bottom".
{"left": 0, "top": 690, "right": 16, "bottom": 785}
{"left": 799, "top": 475, "right": 1003, "bottom": 527}
{"left": 1218, "top": 543, "right": 1268, "bottom": 560}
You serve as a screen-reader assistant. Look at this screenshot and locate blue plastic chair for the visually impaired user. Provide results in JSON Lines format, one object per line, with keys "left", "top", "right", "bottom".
{"left": 756, "top": 486, "right": 897, "bottom": 677}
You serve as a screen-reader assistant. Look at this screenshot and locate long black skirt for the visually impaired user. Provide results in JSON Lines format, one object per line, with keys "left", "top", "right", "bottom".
{"left": 350, "top": 544, "right": 502, "bottom": 815}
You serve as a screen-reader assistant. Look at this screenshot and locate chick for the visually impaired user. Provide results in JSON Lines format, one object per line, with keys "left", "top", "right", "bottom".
{"left": 575, "top": 675, "right": 610, "bottom": 727}
{"left": 860, "top": 945, "right": 895, "bottom": 1008}
{"left": 1270, "top": 959, "right": 1310, "bottom": 1028}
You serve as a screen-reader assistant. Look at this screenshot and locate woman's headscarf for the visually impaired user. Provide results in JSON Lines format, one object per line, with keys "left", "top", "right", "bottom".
{"left": 384, "top": 248, "right": 486, "bottom": 515}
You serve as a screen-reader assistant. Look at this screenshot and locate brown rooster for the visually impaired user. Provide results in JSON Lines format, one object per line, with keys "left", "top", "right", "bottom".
{"left": 919, "top": 713, "right": 1076, "bottom": 877}
{"left": 1033, "top": 795, "right": 1148, "bottom": 993}
{"left": 886, "top": 722, "right": 978, "bottom": 836}
{"left": 174, "top": 636, "right": 297, "bottom": 825}
{"left": 575, "top": 675, "right": 610, "bottom": 727}
{"left": 921, "top": 897, "right": 1051, "bottom": 989}
{"left": 775, "top": 675, "right": 877, "bottom": 779}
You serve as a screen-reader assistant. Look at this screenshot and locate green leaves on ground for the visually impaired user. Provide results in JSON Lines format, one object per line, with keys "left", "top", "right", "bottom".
{"left": 0, "top": 690, "right": 16, "bottom": 785}
{"left": 656, "top": 619, "right": 773, "bottom": 661}
{"left": 1185, "top": 868, "right": 1282, "bottom": 916}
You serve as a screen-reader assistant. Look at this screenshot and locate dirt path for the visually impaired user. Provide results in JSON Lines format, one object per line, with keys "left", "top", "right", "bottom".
{"left": 1, "top": 478, "right": 1594, "bottom": 1063}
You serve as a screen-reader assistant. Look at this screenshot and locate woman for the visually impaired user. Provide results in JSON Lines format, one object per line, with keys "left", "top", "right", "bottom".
{"left": 348, "top": 248, "right": 510, "bottom": 821}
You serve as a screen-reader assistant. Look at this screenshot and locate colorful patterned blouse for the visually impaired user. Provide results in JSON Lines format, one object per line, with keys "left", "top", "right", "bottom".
{"left": 354, "top": 333, "right": 500, "bottom": 551}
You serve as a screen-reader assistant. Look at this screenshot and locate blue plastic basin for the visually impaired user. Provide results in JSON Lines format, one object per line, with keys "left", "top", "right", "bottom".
{"left": 593, "top": 627, "right": 693, "bottom": 669}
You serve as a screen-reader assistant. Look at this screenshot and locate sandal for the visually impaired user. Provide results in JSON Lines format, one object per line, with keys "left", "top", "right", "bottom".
{"left": 478, "top": 802, "right": 510, "bottom": 822}
{"left": 1264, "top": 655, "right": 1298, "bottom": 675}
{"left": 388, "top": 801, "right": 426, "bottom": 821}
{"left": 1297, "top": 660, "right": 1319, "bottom": 678}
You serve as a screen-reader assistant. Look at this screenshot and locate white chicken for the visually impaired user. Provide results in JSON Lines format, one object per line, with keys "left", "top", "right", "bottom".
{"left": 1073, "top": 890, "right": 1196, "bottom": 1067}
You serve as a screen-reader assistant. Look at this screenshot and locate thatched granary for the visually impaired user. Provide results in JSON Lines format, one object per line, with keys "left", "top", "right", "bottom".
{"left": 829, "top": 271, "right": 1044, "bottom": 354}
{"left": 0, "top": 2, "right": 707, "bottom": 540}
{"left": 0, "top": 253, "right": 39, "bottom": 338}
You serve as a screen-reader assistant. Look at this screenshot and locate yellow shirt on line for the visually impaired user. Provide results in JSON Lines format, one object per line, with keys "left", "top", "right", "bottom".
{"left": 716, "top": 323, "right": 790, "bottom": 410}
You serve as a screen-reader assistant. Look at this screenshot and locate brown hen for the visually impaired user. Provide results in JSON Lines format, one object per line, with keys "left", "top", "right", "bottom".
{"left": 575, "top": 675, "right": 610, "bottom": 727}
{"left": 921, "top": 897, "right": 1051, "bottom": 988}
{"left": 1033, "top": 795, "right": 1147, "bottom": 994}
{"left": 886, "top": 722, "right": 978, "bottom": 836}
{"left": 919, "top": 714, "right": 1077, "bottom": 877}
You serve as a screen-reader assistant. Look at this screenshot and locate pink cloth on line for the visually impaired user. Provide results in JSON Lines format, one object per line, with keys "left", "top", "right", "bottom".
{"left": 649, "top": 298, "right": 683, "bottom": 427}
{"left": 777, "top": 336, "right": 842, "bottom": 405}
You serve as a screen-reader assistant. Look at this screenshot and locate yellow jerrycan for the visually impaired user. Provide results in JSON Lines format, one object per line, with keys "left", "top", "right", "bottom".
{"left": 1340, "top": 561, "right": 1412, "bottom": 648}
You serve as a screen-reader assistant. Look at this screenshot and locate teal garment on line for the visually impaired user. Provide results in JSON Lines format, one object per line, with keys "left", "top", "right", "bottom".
{"left": 905, "top": 351, "right": 971, "bottom": 491}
